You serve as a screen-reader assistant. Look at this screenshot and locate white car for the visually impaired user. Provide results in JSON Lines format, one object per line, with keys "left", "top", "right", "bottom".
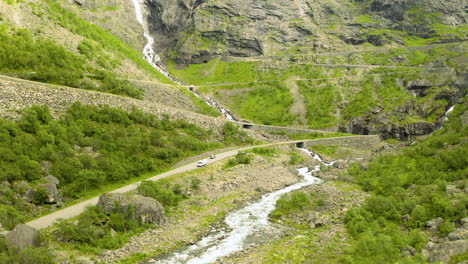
{"left": 197, "top": 159, "right": 207, "bottom": 167}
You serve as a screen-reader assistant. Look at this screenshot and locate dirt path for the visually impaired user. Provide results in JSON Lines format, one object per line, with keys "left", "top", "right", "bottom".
{"left": 25, "top": 136, "right": 378, "bottom": 230}
{"left": 285, "top": 76, "right": 308, "bottom": 126}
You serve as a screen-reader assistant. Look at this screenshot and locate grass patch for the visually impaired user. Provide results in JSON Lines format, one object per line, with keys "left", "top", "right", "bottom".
{"left": 284, "top": 132, "right": 352, "bottom": 140}
{"left": 230, "top": 82, "right": 296, "bottom": 125}
{"left": 169, "top": 58, "right": 257, "bottom": 85}
{"left": 310, "top": 145, "right": 338, "bottom": 156}
{"left": 298, "top": 81, "right": 340, "bottom": 128}
{"left": 247, "top": 147, "right": 278, "bottom": 157}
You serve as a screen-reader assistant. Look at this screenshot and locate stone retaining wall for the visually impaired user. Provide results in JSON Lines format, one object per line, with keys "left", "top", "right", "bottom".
{"left": 302, "top": 135, "right": 382, "bottom": 149}
{"left": 236, "top": 122, "right": 336, "bottom": 134}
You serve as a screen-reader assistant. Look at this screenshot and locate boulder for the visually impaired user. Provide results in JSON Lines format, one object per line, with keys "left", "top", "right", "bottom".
{"left": 37, "top": 183, "right": 60, "bottom": 204}
{"left": 45, "top": 175, "right": 60, "bottom": 186}
{"left": 97, "top": 193, "right": 165, "bottom": 225}
{"left": 426, "top": 217, "right": 444, "bottom": 233}
{"left": 5, "top": 224, "right": 41, "bottom": 251}
{"left": 25, "top": 182, "right": 61, "bottom": 204}
{"left": 332, "top": 160, "right": 348, "bottom": 169}
{"left": 422, "top": 240, "right": 468, "bottom": 263}
{"left": 448, "top": 228, "right": 468, "bottom": 241}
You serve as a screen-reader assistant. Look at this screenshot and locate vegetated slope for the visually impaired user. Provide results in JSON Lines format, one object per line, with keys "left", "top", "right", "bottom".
{"left": 0, "top": 103, "right": 252, "bottom": 232}
{"left": 0, "top": 0, "right": 223, "bottom": 116}
{"left": 140, "top": 0, "right": 467, "bottom": 138}
{"left": 340, "top": 97, "right": 468, "bottom": 263}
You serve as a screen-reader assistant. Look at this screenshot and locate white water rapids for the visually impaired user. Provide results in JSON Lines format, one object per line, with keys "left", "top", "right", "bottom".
{"left": 131, "top": 0, "right": 235, "bottom": 121}
{"left": 151, "top": 148, "right": 332, "bottom": 264}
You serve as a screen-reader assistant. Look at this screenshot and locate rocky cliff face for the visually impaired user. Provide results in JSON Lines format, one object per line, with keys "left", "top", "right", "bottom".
{"left": 143, "top": 0, "right": 467, "bottom": 63}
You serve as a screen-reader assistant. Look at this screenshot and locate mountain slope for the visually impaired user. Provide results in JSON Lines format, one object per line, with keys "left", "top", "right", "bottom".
{"left": 134, "top": 0, "right": 467, "bottom": 138}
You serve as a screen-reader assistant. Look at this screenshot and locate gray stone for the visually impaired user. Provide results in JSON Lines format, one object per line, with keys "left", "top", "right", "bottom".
{"left": 37, "top": 183, "right": 60, "bottom": 204}
{"left": 97, "top": 193, "right": 166, "bottom": 225}
{"left": 40, "top": 161, "right": 53, "bottom": 173}
{"left": 426, "top": 217, "right": 445, "bottom": 228}
{"left": 5, "top": 224, "right": 41, "bottom": 251}
{"left": 422, "top": 240, "right": 468, "bottom": 263}
{"left": 332, "top": 160, "right": 348, "bottom": 169}
{"left": 449, "top": 228, "right": 468, "bottom": 241}
{"left": 45, "top": 175, "right": 60, "bottom": 186}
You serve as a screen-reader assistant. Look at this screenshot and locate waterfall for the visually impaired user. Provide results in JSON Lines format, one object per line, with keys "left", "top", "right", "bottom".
{"left": 131, "top": 0, "right": 235, "bottom": 121}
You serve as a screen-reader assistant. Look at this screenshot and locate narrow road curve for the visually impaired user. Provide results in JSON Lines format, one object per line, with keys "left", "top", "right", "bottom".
{"left": 26, "top": 136, "right": 376, "bottom": 230}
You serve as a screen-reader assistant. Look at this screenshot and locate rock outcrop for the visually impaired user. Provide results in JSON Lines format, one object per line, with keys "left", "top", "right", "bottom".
{"left": 97, "top": 193, "right": 166, "bottom": 225}
{"left": 422, "top": 217, "right": 468, "bottom": 263}
{"left": 5, "top": 224, "right": 41, "bottom": 251}
{"left": 141, "top": 0, "right": 467, "bottom": 63}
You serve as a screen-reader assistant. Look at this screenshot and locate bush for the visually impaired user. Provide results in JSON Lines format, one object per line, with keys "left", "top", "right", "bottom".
{"left": 221, "top": 123, "right": 253, "bottom": 145}
{"left": 190, "top": 177, "right": 201, "bottom": 191}
{"left": 138, "top": 180, "right": 187, "bottom": 209}
{"left": 0, "top": 103, "right": 226, "bottom": 228}
{"left": 224, "top": 152, "right": 251, "bottom": 169}
{"left": 271, "top": 191, "right": 310, "bottom": 220}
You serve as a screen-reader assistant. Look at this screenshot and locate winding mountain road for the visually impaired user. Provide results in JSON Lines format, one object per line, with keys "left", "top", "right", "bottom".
{"left": 25, "top": 135, "right": 378, "bottom": 230}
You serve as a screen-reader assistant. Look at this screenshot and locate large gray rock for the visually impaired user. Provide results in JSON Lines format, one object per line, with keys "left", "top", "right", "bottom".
{"left": 426, "top": 217, "right": 444, "bottom": 233}
{"left": 45, "top": 175, "right": 60, "bottom": 186}
{"left": 97, "top": 193, "right": 166, "bottom": 225}
{"left": 422, "top": 240, "right": 468, "bottom": 263}
{"left": 449, "top": 228, "right": 468, "bottom": 241}
{"left": 5, "top": 224, "right": 41, "bottom": 251}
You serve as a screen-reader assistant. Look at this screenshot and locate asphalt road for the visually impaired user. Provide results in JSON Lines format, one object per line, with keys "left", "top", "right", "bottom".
{"left": 25, "top": 136, "right": 373, "bottom": 230}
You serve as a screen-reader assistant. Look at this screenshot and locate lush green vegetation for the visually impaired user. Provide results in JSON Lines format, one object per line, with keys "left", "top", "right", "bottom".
{"left": 44, "top": 0, "right": 171, "bottom": 84}
{"left": 0, "top": 24, "right": 143, "bottom": 98}
{"left": 224, "top": 152, "right": 251, "bottom": 169}
{"left": 169, "top": 58, "right": 257, "bottom": 85}
{"left": 55, "top": 205, "right": 148, "bottom": 252}
{"left": 138, "top": 180, "right": 188, "bottom": 210}
{"left": 275, "top": 131, "right": 351, "bottom": 140}
{"left": 221, "top": 122, "right": 254, "bottom": 145}
{"left": 298, "top": 81, "right": 340, "bottom": 128}
{"left": 0, "top": 103, "right": 239, "bottom": 229}
{"left": 231, "top": 82, "right": 296, "bottom": 125}
{"left": 0, "top": 236, "right": 54, "bottom": 264}
{"left": 177, "top": 87, "right": 221, "bottom": 117}
{"left": 342, "top": 103, "right": 467, "bottom": 263}
{"left": 271, "top": 190, "right": 327, "bottom": 225}
{"left": 309, "top": 145, "right": 338, "bottom": 156}
{"left": 248, "top": 147, "right": 277, "bottom": 157}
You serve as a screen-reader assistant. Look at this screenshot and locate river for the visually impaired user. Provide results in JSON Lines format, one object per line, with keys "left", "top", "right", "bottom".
{"left": 148, "top": 148, "right": 332, "bottom": 263}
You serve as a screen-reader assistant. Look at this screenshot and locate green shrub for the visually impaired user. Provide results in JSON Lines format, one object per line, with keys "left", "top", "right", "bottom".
{"left": 138, "top": 180, "right": 187, "bottom": 209}
{"left": 249, "top": 147, "right": 277, "bottom": 157}
{"left": 55, "top": 206, "right": 144, "bottom": 250}
{"left": 221, "top": 122, "right": 253, "bottom": 145}
{"left": 271, "top": 191, "right": 310, "bottom": 220}
{"left": 224, "top": 152, "right": 251, "bottom": 169}
{"left": 190, "top": 177, "right": 202, "bottom": 191}
{"left": 438, "top": 220, "right": 455, "bottom": 237}
{"left": 288, "top": 152, "right": 305, "bottom": 165}
{"left": 32, "top": 186, "right": 49, "bottom": 205}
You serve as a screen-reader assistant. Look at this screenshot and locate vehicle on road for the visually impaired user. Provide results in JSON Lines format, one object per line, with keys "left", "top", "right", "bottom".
{"left": 197, "top": 159, "right": 207, "bottom": 167}
{"left": 210, "top": 154, "right": 216, "bottom": 159}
